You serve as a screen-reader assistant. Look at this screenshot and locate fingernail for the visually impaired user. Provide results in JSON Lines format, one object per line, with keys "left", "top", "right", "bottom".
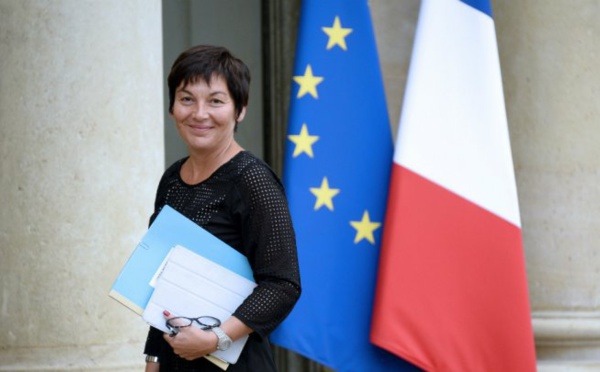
{"left": 163, "top": 310, "right": 171, "bottom": 316}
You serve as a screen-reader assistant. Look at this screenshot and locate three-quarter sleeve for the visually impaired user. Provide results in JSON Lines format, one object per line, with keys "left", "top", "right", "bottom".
{"left": 231, "top": 162, "right": 301, "bottom": 338}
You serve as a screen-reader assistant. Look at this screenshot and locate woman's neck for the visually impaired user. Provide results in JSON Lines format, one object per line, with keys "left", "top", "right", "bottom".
{"left": 182, "top": 140, "right": 243, "bottom": 184}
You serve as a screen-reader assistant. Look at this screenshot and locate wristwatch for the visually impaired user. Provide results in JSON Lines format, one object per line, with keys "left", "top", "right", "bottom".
{"left": 211, "top": 327, "right": 232, "bottom": 351}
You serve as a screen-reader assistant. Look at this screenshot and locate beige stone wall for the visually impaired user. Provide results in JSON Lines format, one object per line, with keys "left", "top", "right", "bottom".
{"left": 495, "top": 0, "right": 600, "bottom": 310}
{"left": 495, "top": 1, "right": 600, "bottom": 368}
{"left": 371, "top": 0, "right": 600, "bottom": 368}
{"left": 0, "top": 1, "right": 163, "bottom": 370}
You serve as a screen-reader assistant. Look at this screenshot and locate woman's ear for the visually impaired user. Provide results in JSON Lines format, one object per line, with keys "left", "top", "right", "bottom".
{"left": 236, "top": 106, "right": 247, "bottom": 123}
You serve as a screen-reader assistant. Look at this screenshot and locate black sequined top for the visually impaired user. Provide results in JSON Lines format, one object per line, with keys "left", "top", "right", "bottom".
{"left": 144, "top": 151, "right": 301, "bottom": 371}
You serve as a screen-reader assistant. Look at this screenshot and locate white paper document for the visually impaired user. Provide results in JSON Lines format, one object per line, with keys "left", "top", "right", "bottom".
{"left": 142, "top": 245, "right": 257, "bottom": 365}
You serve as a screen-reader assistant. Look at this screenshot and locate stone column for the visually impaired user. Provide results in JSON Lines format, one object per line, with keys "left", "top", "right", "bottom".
{"left": 0, "top": 1, "right": 163, "bottom": 370}
{"left": 494, "top": 1, "right": 600, "bottom": 369}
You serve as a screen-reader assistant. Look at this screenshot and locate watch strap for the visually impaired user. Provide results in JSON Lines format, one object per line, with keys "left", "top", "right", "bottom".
{"left": 211, "top": 326, "right": 232, "bottom": 350}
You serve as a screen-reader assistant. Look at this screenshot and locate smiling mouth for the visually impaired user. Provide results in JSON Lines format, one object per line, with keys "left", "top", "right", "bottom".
{"left": 189, "top": 124, "right": 212, "bottom": 132}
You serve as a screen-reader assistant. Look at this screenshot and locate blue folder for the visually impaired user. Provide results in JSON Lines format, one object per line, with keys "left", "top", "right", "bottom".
{"left": 109, "top": 205, "right": 254, "bottom": 314}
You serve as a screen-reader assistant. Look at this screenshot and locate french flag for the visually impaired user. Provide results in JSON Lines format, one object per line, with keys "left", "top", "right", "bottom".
{"left": 371, "top": 0, "right": 537, "bottom": 371}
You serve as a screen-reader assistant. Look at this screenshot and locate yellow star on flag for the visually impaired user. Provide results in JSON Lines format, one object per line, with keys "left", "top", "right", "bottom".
{"left": 310, "top": 177, "right": 340, "bottom": 211}
{"left": 288, "top": 123, "right": 320, "bottom": 158}
{"left": 350, "top": 210, "right": 381, "bottom": 244}
{"left": 293, "top": 65, "right": 324, "bottom": 99}
{"left": 322, "top": 16, "right": 353, "bottom": 51}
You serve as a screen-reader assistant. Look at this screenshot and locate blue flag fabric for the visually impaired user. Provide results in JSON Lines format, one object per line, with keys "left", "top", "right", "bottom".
{"left": 270, "top": 1, "right": 419, "bottom": 371}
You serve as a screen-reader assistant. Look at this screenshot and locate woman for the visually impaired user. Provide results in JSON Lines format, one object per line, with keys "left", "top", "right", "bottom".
{"left": 143, "top": 45, "right": 301, "bottom": 371}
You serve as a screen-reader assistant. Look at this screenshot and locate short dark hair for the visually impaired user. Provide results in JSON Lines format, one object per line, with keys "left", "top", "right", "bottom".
{"left": 167, "top": 45, "right": 250, "bottom": 120}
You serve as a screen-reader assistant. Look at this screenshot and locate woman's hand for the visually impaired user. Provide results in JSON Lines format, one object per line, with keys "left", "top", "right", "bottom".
{"left": 163, "top": 325, "right": 219, "bottom": 360}
{"left": 162, "top": 310, "right": 253, "bottom": 360}
{"left": 162, "top": 311, "right": 218, "bottom": 361}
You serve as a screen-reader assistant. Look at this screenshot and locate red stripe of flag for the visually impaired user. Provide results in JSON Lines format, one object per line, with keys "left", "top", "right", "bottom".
{"left": 371, "top": 164, "right": 536, "bottom": 371}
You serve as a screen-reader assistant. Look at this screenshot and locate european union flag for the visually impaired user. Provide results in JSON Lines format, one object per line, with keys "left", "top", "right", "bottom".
{"left": 270, "top": 1, "right": 419, "bottom": 371}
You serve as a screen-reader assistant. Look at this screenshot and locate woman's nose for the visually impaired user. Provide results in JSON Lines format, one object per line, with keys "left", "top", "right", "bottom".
{"left": 193, "top": 103, "right": 209, "bottom": 119}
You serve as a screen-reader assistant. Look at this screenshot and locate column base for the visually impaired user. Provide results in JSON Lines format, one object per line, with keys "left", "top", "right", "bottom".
{"left": 534, "top": 311, "right": 600, "bottom": 370}
{"left": 0, "top": 342, "right": 145, "bottom": 371}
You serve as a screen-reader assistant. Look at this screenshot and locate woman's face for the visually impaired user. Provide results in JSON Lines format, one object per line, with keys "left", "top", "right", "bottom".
{"left": 171, "top": 75, "right": 245, "bottom": 154}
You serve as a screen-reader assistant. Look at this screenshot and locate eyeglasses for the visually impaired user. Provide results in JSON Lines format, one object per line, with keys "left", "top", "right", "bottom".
{"left": 166, "top": 315, "right": 221, "bottom": 337}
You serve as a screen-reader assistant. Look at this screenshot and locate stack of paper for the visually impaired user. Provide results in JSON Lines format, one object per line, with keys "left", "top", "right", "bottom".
{"left": 143, "top": 245, "right": 256, "bottom": 364}
{"left": 109, "top": 205, "right": 256, "bottom": 369}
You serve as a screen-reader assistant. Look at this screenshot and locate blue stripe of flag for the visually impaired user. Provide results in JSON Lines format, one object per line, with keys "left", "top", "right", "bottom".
{"left": 460, "top": 0, "right": 493, "bottom": 18}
